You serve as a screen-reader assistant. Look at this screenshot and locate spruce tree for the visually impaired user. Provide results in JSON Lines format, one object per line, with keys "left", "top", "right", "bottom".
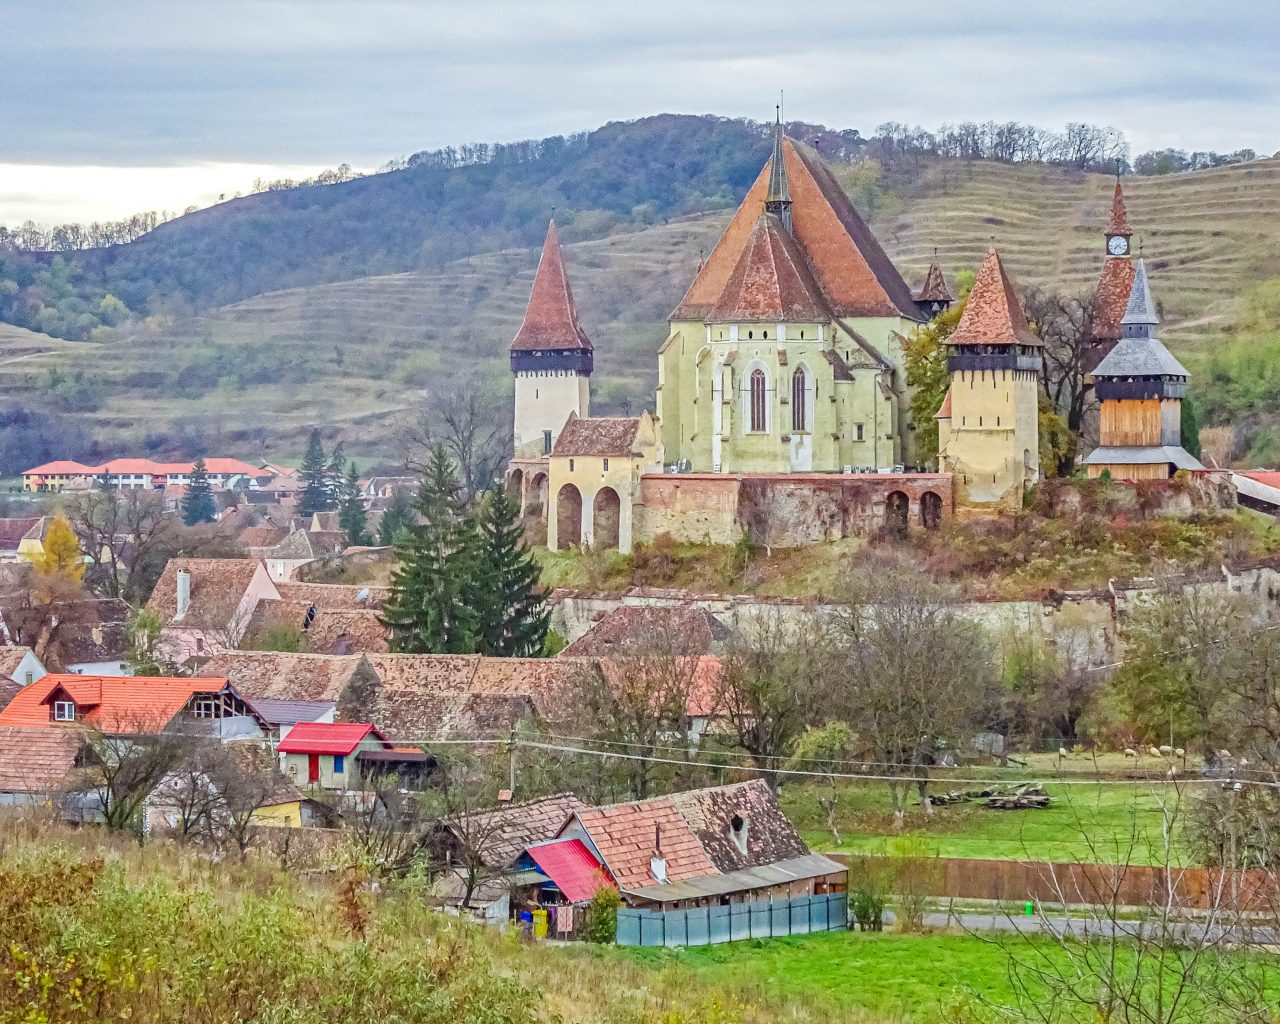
{"left": 298, "top": 429, "right": 330, "bottom": 516}
{"left": 377, "top": 487, "right": 415, "bottom": 546}
{"left": 468, "top": 484, "right": 549, "bottom": 657}
{"left": 338, "top": 460, "right": 370, "bottom": 546}
{"left": 380, "top": 445, "right": 479, "bottom": 653}
{"left": 1181, "top": 394, "right": 1202, "bottom": 460}
{"left": 325, "top": 441, "right": 346, "bottom": 511}
{"left": 182, "top": 457, "right": 216, "bottom": 525}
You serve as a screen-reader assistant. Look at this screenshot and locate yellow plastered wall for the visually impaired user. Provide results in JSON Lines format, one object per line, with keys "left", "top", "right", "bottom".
{"left": 941, "top": 367, "right": 1040, "bottom": 506}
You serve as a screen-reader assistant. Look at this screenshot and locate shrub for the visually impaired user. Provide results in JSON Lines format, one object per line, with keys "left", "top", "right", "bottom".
{"left": 580, "top": 885, "right": 623, "bottom": 944}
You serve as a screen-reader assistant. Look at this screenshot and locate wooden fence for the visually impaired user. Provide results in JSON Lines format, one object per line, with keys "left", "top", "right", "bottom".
{"left": 834, "top": 854, "right": 1280, "bottom": 912}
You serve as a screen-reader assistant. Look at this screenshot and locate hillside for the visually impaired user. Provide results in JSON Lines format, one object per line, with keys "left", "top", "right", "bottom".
{"left": 4, "top": 151, "right": 1280, "bottom": 464}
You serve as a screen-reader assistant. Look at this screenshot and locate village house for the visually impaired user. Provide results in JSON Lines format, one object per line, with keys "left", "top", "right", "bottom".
{"left": 0, "top": 725, "right": 91, "bottom": 807}
{"left": 0, "top": 673, "right": 266, "bottom": 739}
{"left": 21, "top": 457, "right": 262, "bottom": 493}
{"left": 0, "top": 517, "right": 42, "bottom": 562}
{"left": 195, "top": 651, "right": 380, "bottom": 715}
{"left": 561, "top": 605, "right": 735, "bottom": 657}
{"left": 1, "top": 598, "right": 129, "bottom": 675}
{"left": 147, "top": 557, "right": 280, "bottom": 661}
{"left": 524, "top": 780, "right": 845, "bottom": 913}
{"left": 276, "top": 721, "right": 430, "bottom": 790}
{"left": 0, "top": 645, "right": 47, "bottom": 690}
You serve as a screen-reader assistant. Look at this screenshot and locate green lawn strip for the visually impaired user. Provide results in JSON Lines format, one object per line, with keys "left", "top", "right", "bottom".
{"left": 781, "top": 781, "right": 1191, "bottom": 866}
{"left": 614, "top": 930, "right": 1054, "bottom": 1020}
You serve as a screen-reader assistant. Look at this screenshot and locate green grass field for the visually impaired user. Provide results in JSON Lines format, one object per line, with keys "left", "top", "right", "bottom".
{"left": 780, "top": 778, "right": 1191, "bottom": 866}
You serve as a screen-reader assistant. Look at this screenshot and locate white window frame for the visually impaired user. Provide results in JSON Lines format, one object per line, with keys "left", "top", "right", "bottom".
{"left": 53, "top": 701, "right": 76, "bottom": 722}
{"left": 191, "top": 697, "right": 219, "bottom": 719}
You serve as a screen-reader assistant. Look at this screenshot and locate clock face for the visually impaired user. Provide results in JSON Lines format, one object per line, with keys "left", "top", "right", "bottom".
{"left": 1107, "top": 235, "right": 1129, "bottom": 256}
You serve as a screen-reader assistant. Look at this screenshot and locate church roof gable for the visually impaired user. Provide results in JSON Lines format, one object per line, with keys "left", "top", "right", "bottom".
{"left": 947, "top": 248, "right": 1041, "bottom": 347}
{"left": 708, "top": 215, "right": 830, "bottom": 323}
{"left": 511, "top": 220, "right": 593, "bottom": 353}
{"left": 671, "top": 138, "right": 922, "bottom": 323}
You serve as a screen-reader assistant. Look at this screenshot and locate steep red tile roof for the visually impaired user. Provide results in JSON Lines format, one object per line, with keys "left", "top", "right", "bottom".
{"left": 708, "top": 214, "right": 831, "bottom": 323}
{"left": 1090, "top": 254, "right": 1136, "bottom": 344}
{"left": 23, "top": 461, "right": 100, "bottom": 476}
{"left": 551, "top": 415, "right": 641, "bottom": 457}
{"left": 1107, "top": 180, "right": 1132, "bottom": 236}
{"left": 933, "top": 388, "right": 953, "bottom": 420}
{"left": 673, "top": 137, "right": 921, "bottom": 322}
{"left": 238, "top": 525, "right": 285, "bottom": 549}
{"left": 274, "top": 583, "right": 389, "bottom": 610}
{"left": 0, "top": 726, "right": 85, "bottom": 792}
{"left": 915, "top": 260, "right": 952, "bottom": 303}
{"left": 146, "top": 558, "right": 274, "bottom": 630}
{"left": 528, "top": 838, "right": 615, "bottom": 902}
{"left": 947, "top": 248, "right": 1041, "bottom": 347}
{"left": 0, "top": 518, "right": 41, "bottom": 551}
{"left": 444, "top": 793, "right": 590, "bottom": 869}
{"left": 569, "top": 796, "right": 718, "bottom": 891}
{"left": 278, "top": 721, "right": 385, "bottom": 755}
{"left": 561, "top": 606, "right": 733, "bottom": 657}
{"left": 196, "top": 651, "right": 370, "bottom": 702}
{"left": 510, "top": 219, "right": 593, "bottom": 353}
{"left": 668, "top": 780, "right": 808, "bottom": 873}
{"left": 0, "top": 674, "right": 230, "bottom": 731}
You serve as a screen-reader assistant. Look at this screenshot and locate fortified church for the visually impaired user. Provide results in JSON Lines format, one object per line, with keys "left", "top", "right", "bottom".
{"left": 507, "top": 122, "right": 1200, "bottom": 553}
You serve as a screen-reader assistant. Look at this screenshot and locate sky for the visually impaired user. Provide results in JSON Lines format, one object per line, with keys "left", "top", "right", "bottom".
{"left": 4, "top": 0, "right": 1278, "bottom": 225}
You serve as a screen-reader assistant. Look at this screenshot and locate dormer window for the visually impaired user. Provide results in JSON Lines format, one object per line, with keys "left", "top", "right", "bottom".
{"left": 53, "top": 701, "right": 75, "bottom": 722}
{"left": 730, "top": 813, "right": 749, "bottom": 855}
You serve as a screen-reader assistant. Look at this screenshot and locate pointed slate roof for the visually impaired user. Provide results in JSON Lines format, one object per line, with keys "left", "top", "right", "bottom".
{"left": 947, "top": 248, "right": 1041, "bottom": 347}
{"left": 765, "top": 118, "right": 791, "bottom": 207}
{"left": 915, "top": 259, "right": 952, "bottom": 303}
{"left": 708, "top": 214, "right": 831, "bottom": 323}
{"left": 1092, "top": 261, "right": 1189, "bottom": 379}
{"left": 510, "top": 220, "right": 593, "bottom": 353}
{"left": 672, "top": 138, "right": 922, "bottom": 323}
{"left": 1107, "top": 180, "right": 1132, "bottom": 236}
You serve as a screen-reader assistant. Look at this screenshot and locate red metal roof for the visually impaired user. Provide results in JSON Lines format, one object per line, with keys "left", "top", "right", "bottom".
{"left": 277, "top": 721, "right": 385, "bottom": 755}
{"left": 510, "top": 219, "right": 593, "bottom": 353}
{"left": 527, "top": 838, "right": 615, "bottom": 903}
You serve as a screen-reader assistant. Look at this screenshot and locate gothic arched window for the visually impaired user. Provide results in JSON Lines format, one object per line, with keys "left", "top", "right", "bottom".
{"left": 791, "top": 366, "right": 809, "bottom": 433}
{"left": 749, "top": 367, "right": 768, "bottom": 433}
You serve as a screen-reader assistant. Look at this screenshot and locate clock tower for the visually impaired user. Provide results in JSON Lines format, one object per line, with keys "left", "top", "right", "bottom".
{"left": 1086, "top": 180, "right": 1137, "bottom": 370}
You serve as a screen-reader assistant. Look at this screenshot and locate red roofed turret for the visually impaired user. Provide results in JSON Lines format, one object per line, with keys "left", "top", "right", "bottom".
{"left": 1107, "top": 179, "right": 1132, "bottom": 237}
{"left": 947, "top": 248, "right": 1041, "bottom": 347}
{"left": 510, "top": 219, "right": 593, "bottom": 355}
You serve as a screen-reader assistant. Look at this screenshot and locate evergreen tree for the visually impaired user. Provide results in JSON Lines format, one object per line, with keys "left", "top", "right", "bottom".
{"left": 325, "top": 441, "right": 347, "bottom": 510}
{"left": 1181, "top": 394, "right": 1202, "bottom": 460}
{"left": 377, "top": 487, "right": 416, "bottom": 546}
{"left": 380, "top": 445, "right": 479, "bottom": 654}
{"left": 182, "top": 457, "right": 216, "bottom": 525}
{"left": 338, "top": 460, "right": 370, "bottom": 546}
{"left": 468, "top": 484, "right": 549, "bottom": 657}
{"left": 298, "top": 429, "right": 331, "bottom": 516}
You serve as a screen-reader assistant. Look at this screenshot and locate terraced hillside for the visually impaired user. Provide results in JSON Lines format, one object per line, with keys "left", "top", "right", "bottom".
{"left": 4, "top": 157, "right": 1280, "bottom": 457}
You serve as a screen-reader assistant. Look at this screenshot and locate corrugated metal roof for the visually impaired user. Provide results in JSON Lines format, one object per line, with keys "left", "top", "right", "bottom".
{"left": 527, "top": 838, "right": 615, "bottom": 903}
{"left": 277, "top": 721, "right": 382, "bottom": 755}
{"left": 246, "top": 698, "right": 334, "bottom": 725}
{"left": 622, "top": 852, "right": 846, "bottom": 902}
{"left": 1082, "top": 446, "right": 1204, "bottom": 469}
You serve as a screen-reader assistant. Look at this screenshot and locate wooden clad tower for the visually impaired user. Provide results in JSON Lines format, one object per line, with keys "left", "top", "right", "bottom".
{"left": 1082, "top": 259, "right": 1202, "bottom": 480}
{"left": 510, "top": 220, "right": 594, "bottom": 459}
{"left": 934, "top": 248, "right": 1043, "bottom": 506}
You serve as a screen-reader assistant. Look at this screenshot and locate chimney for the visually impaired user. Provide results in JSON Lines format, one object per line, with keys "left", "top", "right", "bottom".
{"left": 176, "top": 567, "right": 191, "bottom": 619}
{"left": 649, "top": 823, "right": 668, "bottom": 884}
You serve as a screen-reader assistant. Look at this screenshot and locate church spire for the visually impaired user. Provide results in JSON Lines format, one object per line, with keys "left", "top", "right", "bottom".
{"left": 764, "top": 110, "right": 793, "bottom": 233}
{"left": 510, "top": 219, "right": 593, "bottom": 354}
{"left": 1107, "top": 179, "right": 1132, "bottom": 238}
{"left": 1121, "top": 257, "right": 1159, "bottom": 337}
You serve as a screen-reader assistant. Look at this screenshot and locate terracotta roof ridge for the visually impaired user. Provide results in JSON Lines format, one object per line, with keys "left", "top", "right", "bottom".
{"left": 708, "top": 212, "right": 831, "bottom": 324}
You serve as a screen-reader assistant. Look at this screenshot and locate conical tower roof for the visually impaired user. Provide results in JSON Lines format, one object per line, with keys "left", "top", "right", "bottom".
{"left": 947, "top": 248, "right": 1041, "bottom": 347}
{"left": 915, "top": 258, "right": 952, "bottom": 303}
{"left": 1121, "top": 258, "right": 1159, "bottom": 327}
{"left": 510, "top": 220, "right": 593, "bottom": 353}
{"left": 709, "top": 214, "right": 831, "bottom": 323}
{"left": 672, "top": 137, "right": 922, "bottom": 322}
{"left": 1107, "top": 180, "right": 1132, "bottom": 236}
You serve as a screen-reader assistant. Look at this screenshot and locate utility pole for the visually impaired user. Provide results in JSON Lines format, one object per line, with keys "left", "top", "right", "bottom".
{"left": 507, "top": 727, "right": 517, "bottom": 796}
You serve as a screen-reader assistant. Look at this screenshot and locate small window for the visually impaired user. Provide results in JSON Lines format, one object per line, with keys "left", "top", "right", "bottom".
{"left": 602, "top": 458, "right": 610, "bottom": 471}
{"left": 747, "top": 330, "right": 753, "bottom": 340}
{"left": 53, "top": 701, "right": 75, "bottom": 722}
{"left": 762, "top": 330, "right": 768, "bottom": 339}
{"left": 568, "top": 459, "right": 575, "bottom": 472}
{"left": 333, "top": 755, "right": 345, "bottom": 774}
{"left": 24, "top": 671, "right": 33, "bottom": 685}
{"left": 542, "top": 430, "right": 552, "bottom": 455}
{"left": 855, "top": 423, "right": 865, "bottom": 441}
{"left": 192, "top": 698, "right": 218, "bottom": 719}
{"left": 195, "top": 637, "right": 205, "bottom": 653}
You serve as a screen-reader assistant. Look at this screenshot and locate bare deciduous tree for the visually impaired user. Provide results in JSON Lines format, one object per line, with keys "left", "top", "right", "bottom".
{"left": 66, "top": 488, "right": 173, "bottom": 602}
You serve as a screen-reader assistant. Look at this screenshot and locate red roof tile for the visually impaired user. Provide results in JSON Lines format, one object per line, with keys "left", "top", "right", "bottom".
{"left": 673, "top": 138, "right": 921, "bottom": 323}
{"left": 947, "top": 248, "right": 1041, "bottom": 347}
{"left": 915, "top": 260, "right": 952, "bottom": 303}
{"left": 551, "top": 415, "right": 641, "bottom": 457}
{"left": 0, "top": 726, "right": 85, "bottom": 792}
{"left": 570, "top": 796, "right": 718, "bottom": 891}
{"left": 23, "top": 461, "right": 101, "bottom": 476}
{"left": 510, "top": 220, "right": 593, "bottom": 353}
{"left": 1107, "top": 180, "right": 1132, "bottom": 236}
{"left": 277, "top": 721, "right": 385, "bottom": 755}
{"left": 0, "top": 674, "right": 229, "bottom": 731}
{"left": 528, "top": 839, "right": 615, "bottom": 902}
{"left": 1090, "top": 254, "right": 1136, "bottom": 344}
{"left": 933, "top": 388, "right": 953, "bottom": 420}
{"left": 709, "top": 214, "right": 831, "bottom": 323}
